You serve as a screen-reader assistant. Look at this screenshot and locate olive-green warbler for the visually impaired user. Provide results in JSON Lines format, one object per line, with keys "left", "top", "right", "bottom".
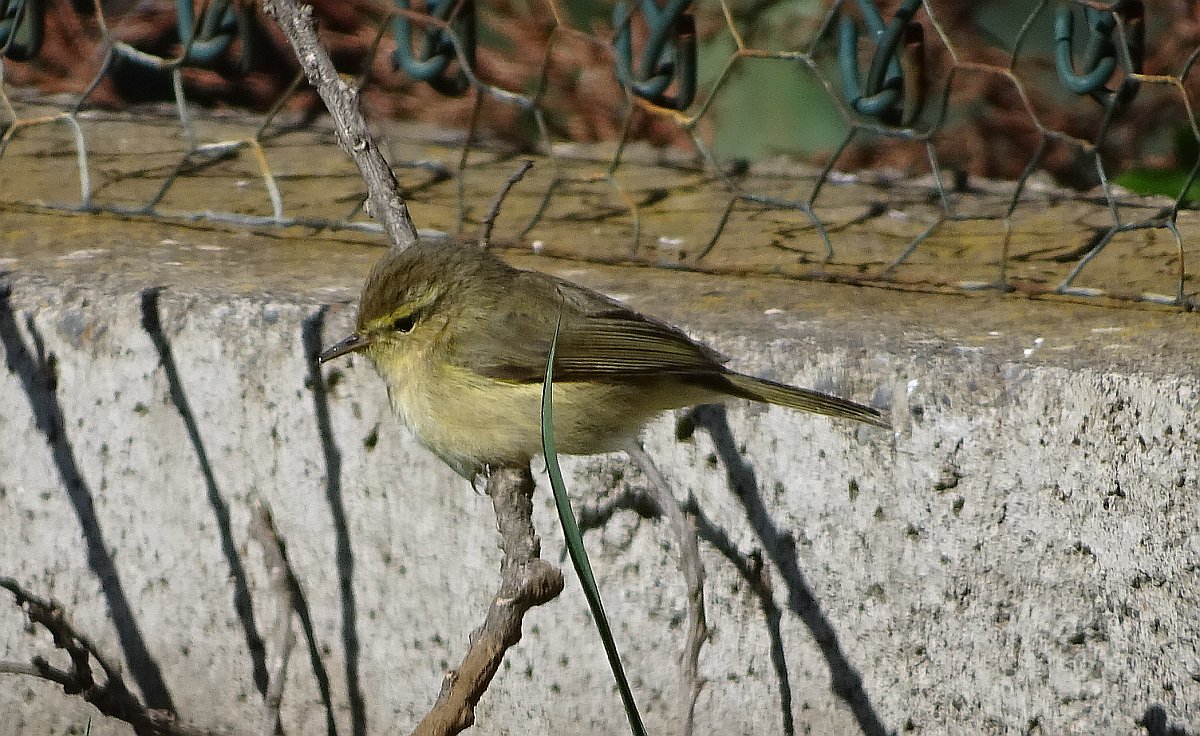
{"left": 319, "top": 241, "right": 889, "bottom": 479}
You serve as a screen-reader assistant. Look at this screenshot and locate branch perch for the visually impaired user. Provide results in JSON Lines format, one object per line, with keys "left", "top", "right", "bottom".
{"left": 414, "top": 466, "right": 565, "bottom": 735}
{"left": 258, "top": 5, "right": 566, "bottom": 734}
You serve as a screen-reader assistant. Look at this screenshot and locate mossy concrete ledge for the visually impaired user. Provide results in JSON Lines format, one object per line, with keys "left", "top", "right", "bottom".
{"left": 1, "top": 211, "right": 1197, "bottom": 736}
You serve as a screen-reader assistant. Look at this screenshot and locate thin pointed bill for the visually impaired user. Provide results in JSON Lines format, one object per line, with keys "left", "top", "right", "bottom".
{"left": 318, "top": 333, "right": 371, "bottom": 363}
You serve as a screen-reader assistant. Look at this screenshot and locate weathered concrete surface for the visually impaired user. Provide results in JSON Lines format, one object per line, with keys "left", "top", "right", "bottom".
{"left": 1, "top": 208, "right": 1198, "bottom": 736}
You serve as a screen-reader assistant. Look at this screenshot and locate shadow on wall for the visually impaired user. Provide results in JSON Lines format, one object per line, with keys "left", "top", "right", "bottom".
{"left": 0, "top": 283, "right": 176, "bottom": 712}
{"left": 1140, "top": 705, "right": 1195, "bottom": 736}
{"left": 0, "top": 282, "right": 367, "bottom": 735}
{"left": 139, "top": 286, "right": 271, "bottom": 698}
{"left": 577, "top": 403, "right": 892, "bottom": 736}
{"left": 137, "top": 288, "right": 352, "bottom": 736}
{"left": 302, "top": 304, "right": 368, "bottom": 736}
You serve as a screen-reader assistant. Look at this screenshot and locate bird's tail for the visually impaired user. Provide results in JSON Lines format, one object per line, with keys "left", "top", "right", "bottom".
{"left": 722, "top": 372, "right": 891, "bottom": 429}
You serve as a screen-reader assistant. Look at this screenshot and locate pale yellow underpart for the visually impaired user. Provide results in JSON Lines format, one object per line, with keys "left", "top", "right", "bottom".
{"left": 371, "top": 344, "right": 711, "bottom": 478}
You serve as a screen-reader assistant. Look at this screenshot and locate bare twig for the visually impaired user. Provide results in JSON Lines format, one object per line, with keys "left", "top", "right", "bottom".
{"left": 260, "top": 0, "right": 418, "bottom": 250}
{"left": 479, "top": 160, "right": 535, "bottom": 248}
{"left": 0, "top": 577, "right": 250, "bottom": 736}
{"left": 625, "top": 442, "right": 709, "bottom": 736}
{"left": 247, "top": 497, "right": 298, "bottom": 736}
{"left": 0, "top": 661, "right": 43, "bottom": 678}
{"left": 413, "top": 466, "right": 565, "bottom": 736}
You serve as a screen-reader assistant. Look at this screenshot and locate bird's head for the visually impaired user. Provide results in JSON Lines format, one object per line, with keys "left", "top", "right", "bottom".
{"left": 317, "top": 240, "right": 494, "bottom": 369}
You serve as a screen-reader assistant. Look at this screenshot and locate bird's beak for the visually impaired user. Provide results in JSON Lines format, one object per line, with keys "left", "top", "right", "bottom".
{"left": 318, "top": 333, "right": 371, "bottom": 363}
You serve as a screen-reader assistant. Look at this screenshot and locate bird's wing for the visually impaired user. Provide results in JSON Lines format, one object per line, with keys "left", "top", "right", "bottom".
{"left": 450, "top": 271, "right": 728, "bottom": 383}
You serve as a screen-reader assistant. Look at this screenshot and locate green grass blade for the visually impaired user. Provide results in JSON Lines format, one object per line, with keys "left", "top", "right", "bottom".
{"left": 541, "top": 301, "right": 647, "bottom": 736}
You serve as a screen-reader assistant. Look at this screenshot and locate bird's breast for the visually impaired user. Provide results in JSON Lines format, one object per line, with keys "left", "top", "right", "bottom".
{"left": 381, "top": 359, "right": 701, "bottom": 467}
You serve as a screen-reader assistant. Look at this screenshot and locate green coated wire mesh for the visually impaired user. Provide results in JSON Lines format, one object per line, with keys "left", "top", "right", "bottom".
{"left": 1, "top": 0, "right": 1198, "bottom": 307}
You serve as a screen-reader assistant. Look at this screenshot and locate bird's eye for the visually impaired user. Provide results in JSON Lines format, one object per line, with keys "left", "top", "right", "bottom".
{"left": 392, "top": 314, "right": 416, "bottom": 333}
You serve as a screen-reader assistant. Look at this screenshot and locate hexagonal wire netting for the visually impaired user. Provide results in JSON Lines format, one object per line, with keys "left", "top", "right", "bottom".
{"left": 1, "top": 0, "right": 1197, "bottom": 305}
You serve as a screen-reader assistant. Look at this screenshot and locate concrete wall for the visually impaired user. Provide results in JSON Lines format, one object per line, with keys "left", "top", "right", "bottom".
{"left": 1, "top": 218, "right": 1197, "bottom": 735}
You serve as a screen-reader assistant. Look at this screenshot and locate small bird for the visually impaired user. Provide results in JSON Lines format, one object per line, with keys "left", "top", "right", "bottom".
{"left": 319, "top": 240, "right": 889, "bottom": 479}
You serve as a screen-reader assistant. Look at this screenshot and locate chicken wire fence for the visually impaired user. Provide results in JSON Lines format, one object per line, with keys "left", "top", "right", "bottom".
{"left": 1, "top": 0, "right": 1198, "bottom": 306}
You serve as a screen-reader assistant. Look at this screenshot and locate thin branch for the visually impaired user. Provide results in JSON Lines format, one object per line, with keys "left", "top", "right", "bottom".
{"left": 413, "top": 466, "right": 565, "bottom": 736}
{"left": 247, "top": 496, "right": 298, "bottom": 736}
{"left": 260, "top": 0, "right": 418, "bottom": 249}
{"left": 625, "top": 442, "right": 710, "bottom": 736}
{"left": 0, "top": 577, "right": 250, "bottom": 736}
{"left": 259, "top": 6, "right": 567, "bottom": 735}
{"left": 0, "top": 660, "right": 43, "bottom": 678}
{"left": 479, "top": 160, "right": 535, "bottom": 248}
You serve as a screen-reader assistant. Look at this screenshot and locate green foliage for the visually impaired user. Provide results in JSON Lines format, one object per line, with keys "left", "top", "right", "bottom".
{"left": 1115, "top": 127, "right": 1200, "bottom": 203}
